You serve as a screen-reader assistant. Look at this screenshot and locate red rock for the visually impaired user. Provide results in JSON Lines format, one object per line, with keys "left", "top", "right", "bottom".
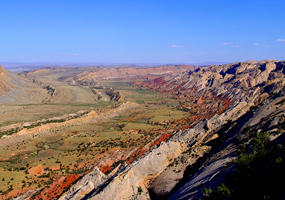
{"left": 33, "top": 174, "right": 80, "bottom": 200}
{"left": 28, "top": 164, "right": 44, "bottom": 176}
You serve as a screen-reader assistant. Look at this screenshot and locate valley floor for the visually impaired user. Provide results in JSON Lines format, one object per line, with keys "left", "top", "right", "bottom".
{"left": 0, "top": 75, "right": 204, "bottom": 199}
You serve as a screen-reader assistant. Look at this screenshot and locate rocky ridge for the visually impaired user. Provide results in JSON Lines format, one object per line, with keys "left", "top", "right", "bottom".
{"left": 56, "top": 60, "right": 285, "bottom": 199}
{"left": 0, "top": 65, "right": 23, "bottom": 96}
{"left": 169, "top": 89, "right": 285, "bottom": 200}
{"left": 0, "top": 65, "right": 49, "bottom": 104}
{"left": 61, "top": 65, "right": 197, "bottom": 87}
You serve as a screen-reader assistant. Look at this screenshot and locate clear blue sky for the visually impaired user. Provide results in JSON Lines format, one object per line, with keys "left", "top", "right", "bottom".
{"left": 0, "top": 0, "right": 284, "bottom": 64}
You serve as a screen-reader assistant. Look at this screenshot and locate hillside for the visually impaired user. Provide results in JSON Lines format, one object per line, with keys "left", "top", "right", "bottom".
{"left": 0, "top": 66, "right": 50, "bottom": 104}
{"left": 0, "top": 65, "right": 21, "bottom": 96}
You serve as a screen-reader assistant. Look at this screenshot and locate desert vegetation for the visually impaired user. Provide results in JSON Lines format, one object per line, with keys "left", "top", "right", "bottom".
{"left": 204, "top": 132, "right": 285, "bottom": 200}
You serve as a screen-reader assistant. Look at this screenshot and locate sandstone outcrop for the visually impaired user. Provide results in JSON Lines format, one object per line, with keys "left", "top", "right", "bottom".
{"left": 27, "top": 164, "right": 44, "bottom": 176}
{"left": 59, "top": 167, "right": 107, "bottom": 200}
{"left": 88, "top": 140, "right": 187, "bottom": 200}
{"left": 105, "top": 88, "right": 124, "bottom": 101}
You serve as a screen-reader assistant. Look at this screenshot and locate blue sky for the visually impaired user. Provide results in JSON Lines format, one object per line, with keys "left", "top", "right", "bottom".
{"left": 0, "top": 0, "right": 284, "bottom": 64}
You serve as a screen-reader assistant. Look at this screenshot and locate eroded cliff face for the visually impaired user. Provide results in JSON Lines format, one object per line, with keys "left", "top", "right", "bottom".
{"left": 88, "top": 141, "right": 187, "bottom": 200}
{"left": 57, "top": 60, "right": 284, "bottom": 200}
{"left": 138, "top": 60, "right": 284, "bottom": 103}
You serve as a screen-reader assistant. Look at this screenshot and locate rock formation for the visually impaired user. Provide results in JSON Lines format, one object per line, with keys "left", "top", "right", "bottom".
{"left": 105, "top": 88, "right": 124, "bottom": 102}
{"left": 58, "top": 167, "right": 107, "bottom": 200}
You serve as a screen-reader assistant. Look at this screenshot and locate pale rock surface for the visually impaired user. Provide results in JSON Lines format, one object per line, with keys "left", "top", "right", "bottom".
{"left": 88, "top": 141, "right": 187, "bottom": 200}
{"left": 58, "top": 167, "right": 107, "bottom": 200}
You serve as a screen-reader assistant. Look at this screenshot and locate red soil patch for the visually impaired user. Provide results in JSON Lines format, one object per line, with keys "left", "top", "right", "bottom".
{"left": 33, "top": 174, "right": 80, "bottom": 200}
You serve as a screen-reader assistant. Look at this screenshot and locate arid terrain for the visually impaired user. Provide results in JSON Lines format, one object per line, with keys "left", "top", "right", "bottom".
{"left": 0, "top": 64, "right": 201, "bottom": 199}
{"left": 0, "top": 61, "right": 284, "bottom": 200}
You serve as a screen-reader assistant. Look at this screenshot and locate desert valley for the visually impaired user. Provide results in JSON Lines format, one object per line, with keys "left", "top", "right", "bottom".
{"left": 1, "top": 0, "right": 285, "bottom": 199}
{"left": 0, "top": 60, "right": 284, "bottom": 199}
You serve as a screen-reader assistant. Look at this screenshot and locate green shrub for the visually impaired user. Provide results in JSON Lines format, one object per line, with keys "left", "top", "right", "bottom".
{"left": 204, "top": 183, "right": 231, "bottom": 200}
{"left": 204, "top": 132, "right": 285, "bottom": 199}
{"left": 235, "top": 132, "right": 270, "bottom": 174}
{"left": 137, "top": 186, "right": 143, "bottom": 194}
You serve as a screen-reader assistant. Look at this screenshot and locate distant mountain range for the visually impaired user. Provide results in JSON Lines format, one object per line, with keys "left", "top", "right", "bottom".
{"left": 0, "top": 61, "right": 231, "bottom": 72}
